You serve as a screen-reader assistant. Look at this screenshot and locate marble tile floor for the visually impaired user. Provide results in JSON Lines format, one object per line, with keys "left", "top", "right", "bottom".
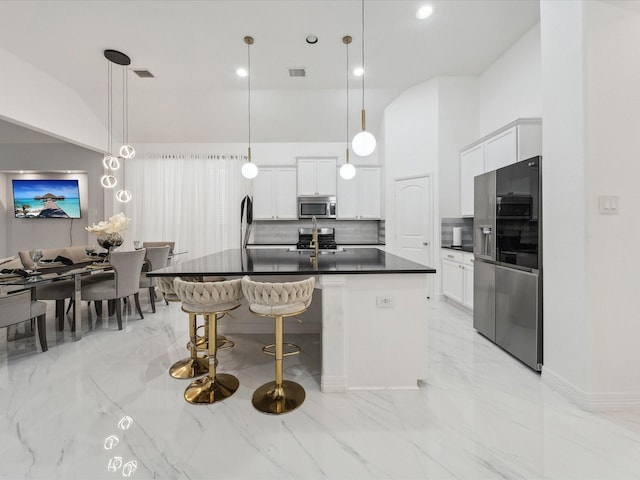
{"left": 1, "top": 298, "right": 640, "bottom": 479}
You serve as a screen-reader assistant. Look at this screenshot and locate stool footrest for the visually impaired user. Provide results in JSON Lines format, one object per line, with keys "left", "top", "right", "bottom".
{"left": 262, "top": 343, "right": 301, "bottom": 357}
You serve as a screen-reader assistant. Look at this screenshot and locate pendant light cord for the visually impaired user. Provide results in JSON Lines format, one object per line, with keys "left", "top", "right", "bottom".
{"left": 346, "top": 37, "right": 350, "bottom": 157}
{"left": 361, "top": 0, "right": 365, "bottom": 112}
{"left": 122, "top": 65, "right": 128, "bottom": 146}
{"left": 247, "top": 39, "right": 252, "bottom": 157}
{"left": 108, "top": 60, "right": 112, "bottom": 154}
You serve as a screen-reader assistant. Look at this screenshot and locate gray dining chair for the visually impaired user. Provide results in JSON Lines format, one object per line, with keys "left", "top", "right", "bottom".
{"left": 139, "top": 245, "right": 170, "bottom": 313}
{"left": 35, "top": 271, "right": 114, "bottom": 332}
{"left": 81, "top": 249, "right": 146, "bottom": 330}
{"left": 0, "top": 290, "right": 48, "bottom": 352}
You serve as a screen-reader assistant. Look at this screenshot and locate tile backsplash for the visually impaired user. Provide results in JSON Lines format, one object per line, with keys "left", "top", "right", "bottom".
{"left": 252, "top": 219, "right": 383, "bottom": 245}
{"left": 441, "top": 217, "right": 473, "bottom": 247}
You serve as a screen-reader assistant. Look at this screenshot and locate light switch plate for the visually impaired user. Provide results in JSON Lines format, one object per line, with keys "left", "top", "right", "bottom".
{"left": 598, "top": 195, "right": 620, "bottom": 215}
{"left": 598, "top": 195, "right": 619, "bottom": 214}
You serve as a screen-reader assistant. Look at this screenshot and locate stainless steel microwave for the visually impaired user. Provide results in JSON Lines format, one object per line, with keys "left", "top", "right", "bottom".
{"left": 297, "top": 196, "right": 337, "bottom": 219}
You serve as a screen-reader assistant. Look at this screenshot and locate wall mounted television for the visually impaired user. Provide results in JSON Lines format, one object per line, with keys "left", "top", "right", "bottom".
{"left": 12, "top": 179, "right": 81, "bottom": 219}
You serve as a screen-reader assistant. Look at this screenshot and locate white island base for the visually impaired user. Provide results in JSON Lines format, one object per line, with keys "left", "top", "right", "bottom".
{"left": 319, "top": 273, "right": 429, "bottom": 392}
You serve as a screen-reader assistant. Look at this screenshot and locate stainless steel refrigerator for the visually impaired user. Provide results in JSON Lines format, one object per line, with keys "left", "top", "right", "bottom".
{"left": 473, "top": 156, "right": 542, "bottom": 371}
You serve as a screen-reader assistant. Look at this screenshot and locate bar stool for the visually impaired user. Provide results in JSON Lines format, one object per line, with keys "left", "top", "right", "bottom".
{"left": 165, "top": 276, "right": 231, "bottom": 379}
{"left": 241, "top": 275, "right": 315, "bottom": 415}
{"left": 173, "top": 277, "right": 243, "bottom": 404}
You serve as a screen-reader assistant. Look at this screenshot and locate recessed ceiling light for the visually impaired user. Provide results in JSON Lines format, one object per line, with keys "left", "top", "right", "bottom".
{"left": 416, "top": 5, "right": 434, "bottom": 20}
{"left": 236, "top": 67, "right": 248, "bottom": 77}
{"left": 353, "top": 67, "right": 364, "bottom": 77}
{"left": 306, "top": 35, "right": 318, "bottom": 44}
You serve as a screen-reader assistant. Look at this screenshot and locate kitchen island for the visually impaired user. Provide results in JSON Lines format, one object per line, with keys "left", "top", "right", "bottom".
{"left": 148, "top": 248, "right": 436, "bottom": 391}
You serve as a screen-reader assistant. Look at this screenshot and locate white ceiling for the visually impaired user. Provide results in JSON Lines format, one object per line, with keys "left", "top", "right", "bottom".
{"left": 0, "top": 0, "right": 540, "bottom": 145}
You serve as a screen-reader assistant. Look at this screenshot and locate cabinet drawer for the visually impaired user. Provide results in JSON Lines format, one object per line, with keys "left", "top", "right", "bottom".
{"left": 441, "top": 250, "right": 463, "bottom": 263}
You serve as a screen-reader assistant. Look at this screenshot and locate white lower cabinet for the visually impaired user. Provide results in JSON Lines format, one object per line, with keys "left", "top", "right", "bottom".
{"left": 441, "top": 249, "right": 474, "bottom": 310}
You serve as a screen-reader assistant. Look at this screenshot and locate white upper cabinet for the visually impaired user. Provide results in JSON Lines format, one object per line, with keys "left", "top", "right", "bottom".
{"left": 337, "top": 167, "right": 382, "bottom": 219}
{"left": 253, "top": 167, "right": 297, "bottom": 220}
{"left": 459, "top": 118, "right": 541, "bottom": 217}
{"left": 460, "top": 144, "right": 485, "bottom": 217}
{"left": 484, "top": 126, "right": 518, "bottom": 172}
{"left": 297, "top": 158, "right": 337, "bottom": 196}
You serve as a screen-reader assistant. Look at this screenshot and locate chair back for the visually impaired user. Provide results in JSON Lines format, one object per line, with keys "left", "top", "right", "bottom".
{"left": 142, "top": 241, "right": 175, "bottom": 255}
{"left": 111, "top": 249, "right": 146, "bottom": 298}
{"left": 0, "top": 290, "right": 32, "bottom": 328}
{"left": 241, "top": 276, "right": 315, "bottom": 316}
{"left": 173, "top": 277, "right": 243, "bottom": 312}
{"left": 144, "top": 245, "right": 170, "bottom": 286}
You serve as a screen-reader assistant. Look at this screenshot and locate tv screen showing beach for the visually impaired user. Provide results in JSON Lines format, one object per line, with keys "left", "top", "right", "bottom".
{"left": 12, "top": 179, "right": 81, "bottom": 219}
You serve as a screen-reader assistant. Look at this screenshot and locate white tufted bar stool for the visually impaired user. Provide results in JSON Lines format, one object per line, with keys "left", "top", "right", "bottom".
{"left": 173, "top": 277, "right": 243, "bottom": 405}
{"left": 167, "top": 276, "right": 231, "bottom": 380}
{"left": 241, "top": 275, "right": 315, "bottom": 415}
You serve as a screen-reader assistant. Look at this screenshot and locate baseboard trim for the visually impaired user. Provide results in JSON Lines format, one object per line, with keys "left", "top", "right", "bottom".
{"left": 321, "top": 376, "right": 347, "bottom": 393}
{"left": 542, "top": 367, "right": 640, "bottom": 411}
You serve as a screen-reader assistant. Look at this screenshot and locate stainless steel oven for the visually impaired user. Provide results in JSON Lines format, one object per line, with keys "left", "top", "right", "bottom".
{"left": 297, "top": 196, "right": 336, "bottom": 219}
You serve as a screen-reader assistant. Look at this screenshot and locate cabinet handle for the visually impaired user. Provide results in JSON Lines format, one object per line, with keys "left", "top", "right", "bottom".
{"left": 423, "top": 242, "right": 429, "bottom": 246}
{"left": 447, "top": 255, "right": 454, "bottom": 259}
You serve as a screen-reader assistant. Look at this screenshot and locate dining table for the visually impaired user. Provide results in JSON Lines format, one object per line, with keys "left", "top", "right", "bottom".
{"left": 0, "top": 258, "right": 113, "bottom": 340}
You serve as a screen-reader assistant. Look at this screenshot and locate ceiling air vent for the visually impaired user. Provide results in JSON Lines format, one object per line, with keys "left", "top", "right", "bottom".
{"left": 288, "top": 68, "right": 306, "bottom": 77}
{"left": 133, "top": 69, "right": 155, "bottom": 78}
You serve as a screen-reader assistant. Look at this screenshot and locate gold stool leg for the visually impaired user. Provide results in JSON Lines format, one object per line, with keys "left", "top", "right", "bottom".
{"left": 169, "top": 312, "right": 208, "bottom": 379}
{"left": 185, "top": 312, "right": 239, "bottom": 404}
{"left": 252, "top": 315, "right": 305, "bottom": 415}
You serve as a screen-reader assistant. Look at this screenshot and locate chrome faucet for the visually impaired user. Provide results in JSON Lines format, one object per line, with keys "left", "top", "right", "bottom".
{"left": 309, "top": 215, "right": 319, "bottom": 267}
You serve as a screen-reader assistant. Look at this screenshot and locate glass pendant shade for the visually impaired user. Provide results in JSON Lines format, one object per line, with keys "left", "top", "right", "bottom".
{"left": 119, "top": 144, "right": 135, "bottom": 159}
{"left": 241, "top": 161, "right": 258, "bottom": 179}
{"left": 100, "top": 174, "right": 117, "bottom": 188}
{"left": 115, "top": 189, "right": 132, "bottom": 203}
{"left": 102, "top": 155, "right": 120, "bottom": 170}
{"left": 340, "top": 163, "right": 356, "bottom": 180}
{"left": 352, "top": 130, "right": 376, "bottom": 157}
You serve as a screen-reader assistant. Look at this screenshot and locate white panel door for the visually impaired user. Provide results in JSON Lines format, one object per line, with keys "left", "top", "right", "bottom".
{"left": 394, "top": 176, "right": 432, "bottom": 296}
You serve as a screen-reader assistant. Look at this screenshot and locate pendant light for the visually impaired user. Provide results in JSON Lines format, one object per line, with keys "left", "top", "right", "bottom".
{"left": 118, "top": 54, "right": 135, "bottom": 160}
{"left": 241, "top": 36, "right": 258, "bottom": 179}
{"left": 116, "top": 61, "right": 132, "bottom": 202}
{"left": 100, "top": 53, "right": 118, "bottom": 189}
{"left": 351, "top": 0, "right": 376, "bottom": 157}
{"left": 103, "top": 49, "right": 133, "bottom": 203}
{"left": 340, "top": 36, "right": 356, "bottom": 180}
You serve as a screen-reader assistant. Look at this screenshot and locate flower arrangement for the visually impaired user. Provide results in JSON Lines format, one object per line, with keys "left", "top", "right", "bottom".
{"left": 85, "top": 212, "right": 131, "bottom": 235}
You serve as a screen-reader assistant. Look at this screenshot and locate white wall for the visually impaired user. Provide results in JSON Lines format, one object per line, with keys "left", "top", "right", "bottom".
{"left": 541, "top": 0, "right": 640, "bottom": 410}
{"left": 382, "top": 78, "right": 440, "bottom": 258}
{"left": 0, "top": 48, "right": 106, "bottom": 153}
{"left": 133, "top": 141, "right": 379, "bottom": 167}
{"left": 479, "top": 23, "right": 543, "bottom": 136}
{"left": 437, "top": 77, "right": 479, "bottom": 217}
{"left": 0, "top": 143, "right": 104, "bottom": 257}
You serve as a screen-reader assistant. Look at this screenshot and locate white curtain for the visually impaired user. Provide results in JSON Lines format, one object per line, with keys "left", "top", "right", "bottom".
{"left": 123, "top": 153, "right": 245, "bottom": 258}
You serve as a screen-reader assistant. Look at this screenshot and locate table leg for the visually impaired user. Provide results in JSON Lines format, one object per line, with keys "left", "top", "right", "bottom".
{"left": 73, "top": 272, "right": 82, "bottom": 340}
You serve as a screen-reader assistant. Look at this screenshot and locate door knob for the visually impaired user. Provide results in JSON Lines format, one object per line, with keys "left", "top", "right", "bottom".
{"left": 423, "top": 242, "right": 429, "bottom": 246}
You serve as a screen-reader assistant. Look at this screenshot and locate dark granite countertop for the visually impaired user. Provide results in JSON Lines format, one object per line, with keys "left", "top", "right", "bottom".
{"left": 441, "top": 245, "right": 474, "bottom": 253}
{"left": 148, "top": 248, "right": 435, "bottom": 277}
